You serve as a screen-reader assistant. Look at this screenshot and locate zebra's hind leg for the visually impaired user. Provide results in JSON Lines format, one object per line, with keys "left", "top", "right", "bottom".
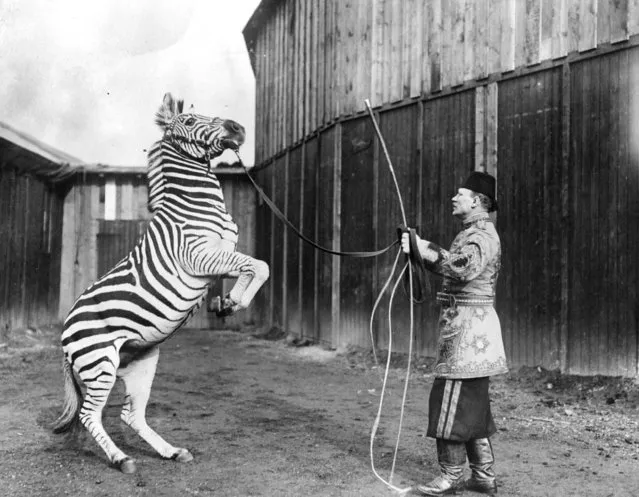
{"left": 118, "top": 346, "right": 193, "bottom": 463}
{"left": 77, "top": 356, "right": 136, "bottom": 473}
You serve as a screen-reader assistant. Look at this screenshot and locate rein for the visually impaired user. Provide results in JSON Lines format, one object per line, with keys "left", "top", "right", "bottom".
{"left": 239, "top": 164, "right": 399, "bottom": 258}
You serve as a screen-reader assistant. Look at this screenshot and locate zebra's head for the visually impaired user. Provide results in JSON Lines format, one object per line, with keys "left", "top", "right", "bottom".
{"left": 155, "top": 92, "right": 245, "bottom": 162}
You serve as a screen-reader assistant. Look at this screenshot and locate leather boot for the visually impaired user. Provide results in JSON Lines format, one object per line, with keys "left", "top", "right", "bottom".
{"left": 465, "top": 438, "right": 497, "bottom": 495}
{"left": 415, "top": 439, "right": 466, "bottom": 496}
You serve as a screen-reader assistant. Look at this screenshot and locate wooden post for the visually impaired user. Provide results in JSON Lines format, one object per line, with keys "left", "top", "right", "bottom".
{"left": 332, "top": 123, "right": 342, "bottom": 347}
{"left": 486, "top": 82, "right": 499, "bottom": 175}
{"left": 58, "top": 185, "right": 77, "bottom": 319}
{"left": 560, "top": 61, "right": 571, "bottom": 374}
{"left": 282, "top": 152, "right": 289, "bottom": 331}
{"left": 475, "top": 86, "right": 486, "bottom": 172}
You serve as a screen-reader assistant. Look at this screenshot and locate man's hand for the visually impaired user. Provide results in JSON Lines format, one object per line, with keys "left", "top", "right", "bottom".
{"left": 401, "top": 230, "right": 422, "bottom": 254}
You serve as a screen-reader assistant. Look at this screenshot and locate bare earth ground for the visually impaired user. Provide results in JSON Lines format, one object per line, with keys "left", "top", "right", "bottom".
{"left": 1, "top": 326, "right": 639, "bottom": 497}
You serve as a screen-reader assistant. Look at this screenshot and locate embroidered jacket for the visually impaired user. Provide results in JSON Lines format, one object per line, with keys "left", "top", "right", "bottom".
{"left": 418, "top": 212, "right": 508, "bottom": 378}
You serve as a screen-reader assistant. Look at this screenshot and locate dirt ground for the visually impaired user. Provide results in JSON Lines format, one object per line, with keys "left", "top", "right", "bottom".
{"left": 1, "top": 326, "right": 639, "bottom": 497}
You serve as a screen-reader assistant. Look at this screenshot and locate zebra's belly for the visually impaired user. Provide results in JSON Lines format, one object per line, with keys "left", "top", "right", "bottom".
{"left": 63, "top": 279, "right": 208, "bottom": 348}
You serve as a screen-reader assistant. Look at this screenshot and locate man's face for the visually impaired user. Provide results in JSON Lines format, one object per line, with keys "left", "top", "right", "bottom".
{"left": 451, "top": 188, "right": 476, "bottom": 218}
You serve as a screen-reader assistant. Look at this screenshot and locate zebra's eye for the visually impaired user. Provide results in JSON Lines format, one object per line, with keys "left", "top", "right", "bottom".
{"left": 184, "top": 117, "right": 196, "bottom": 126}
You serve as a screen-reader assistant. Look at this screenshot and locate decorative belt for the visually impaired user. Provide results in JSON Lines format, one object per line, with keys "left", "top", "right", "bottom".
{"left": 436, "top": 292, "right": 494, "bottom": 307}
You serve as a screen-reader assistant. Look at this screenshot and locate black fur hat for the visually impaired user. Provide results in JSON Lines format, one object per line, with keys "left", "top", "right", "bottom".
{"left": 463, "top": 172, "right": 498, "bottom": 212}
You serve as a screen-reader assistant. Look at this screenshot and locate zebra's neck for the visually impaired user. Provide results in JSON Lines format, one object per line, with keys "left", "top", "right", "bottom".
{"left": 147, "top": 140, "right": 223, "bottom": 215}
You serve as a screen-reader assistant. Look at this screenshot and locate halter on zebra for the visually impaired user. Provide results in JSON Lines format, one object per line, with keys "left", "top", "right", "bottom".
{"left": 52, "top": 93, "right": 269, "bottom": 474}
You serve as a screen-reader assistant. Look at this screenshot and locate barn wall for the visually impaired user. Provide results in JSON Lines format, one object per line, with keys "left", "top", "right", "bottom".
{"left": 497, "top": 68, "right": 564, "bottom": 371}
{"left": 58, "top": 172, "right": 260, "bottom": 331}
{"left": 0, "top": 162, "right": 66, "bottom": 332}
{"left": 247, "top": 0, "right": 639, "bottom": 163}
{"left": 567, "top": 47, "right": 639, "bottom": 376}
{"left": 250, "top": 38, "right": 639, "bottom": 375}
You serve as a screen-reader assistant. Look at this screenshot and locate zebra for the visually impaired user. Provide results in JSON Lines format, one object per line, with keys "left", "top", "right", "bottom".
{"left": 52, "top": 92, "right": 270, "bottom": 474}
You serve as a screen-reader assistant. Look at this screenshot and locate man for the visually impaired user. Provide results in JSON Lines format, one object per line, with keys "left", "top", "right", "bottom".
{"left": 401, "top": 171, "right": 507, "bottom": 496}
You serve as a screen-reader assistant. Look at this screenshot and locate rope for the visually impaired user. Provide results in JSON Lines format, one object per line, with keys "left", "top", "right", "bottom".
{"left": 368, "top": 259, "right": 413, "bottom": 495}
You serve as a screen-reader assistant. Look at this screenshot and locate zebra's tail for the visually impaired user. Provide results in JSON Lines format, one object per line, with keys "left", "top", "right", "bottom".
{"left": 51, "top": 356, "right": 83, "bottom": 434}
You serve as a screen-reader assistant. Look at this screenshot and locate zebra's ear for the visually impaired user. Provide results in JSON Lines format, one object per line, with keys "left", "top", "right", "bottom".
{"left": 176, "top": 100, "right": 184, "bottom": 114}
{"left": 155, "top": 92, "right": 178, "bottom": 131}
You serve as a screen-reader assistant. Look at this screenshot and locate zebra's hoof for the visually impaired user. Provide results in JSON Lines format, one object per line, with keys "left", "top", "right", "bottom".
{"left": 214, "top": 295, "right": 238, "bottom": 317}
{"left": 118, "top": 457, "right": 137, "bottom": 474}
{"left": 172, "top": 448, "right": 194, "bottom": 463}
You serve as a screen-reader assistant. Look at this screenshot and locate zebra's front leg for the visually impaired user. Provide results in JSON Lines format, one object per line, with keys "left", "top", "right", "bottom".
{"left": 190, "top": 248, "right": 269, "bottom": 317}
{"left": 118, "top": 346, "right": 193, "bottom": 464}
{"left": 217, "top": 257, "right": 269, "bottom": 316}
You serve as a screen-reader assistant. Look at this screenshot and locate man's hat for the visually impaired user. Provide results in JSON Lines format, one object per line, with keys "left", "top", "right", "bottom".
{"left": 463, "top": 171, "right": 498, "bottom": 212}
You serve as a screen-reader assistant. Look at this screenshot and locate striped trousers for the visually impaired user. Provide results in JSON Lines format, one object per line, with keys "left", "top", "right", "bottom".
{"left": 426, "top": 377, "right": 496, "bottom": 442}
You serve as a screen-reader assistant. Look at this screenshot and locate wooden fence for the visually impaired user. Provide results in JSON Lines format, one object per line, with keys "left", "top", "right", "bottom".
{"left": 0, "top": 167, "right": 66, "bottom": 332}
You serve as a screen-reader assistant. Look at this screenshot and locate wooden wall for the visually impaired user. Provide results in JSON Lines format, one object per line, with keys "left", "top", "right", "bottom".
{"left": 59, "top": 171, "right": 260, "bottom": 331}
{"left": 246, "top": 0, "right": 639, "bottom": 164}
{"left": 246, "top": 0, "right": 639, "bottom": 375}
{"left": 0, "top": 159, "right": 66, "bottom": 332}
{"left": 58, "top": 172, "right": 150, "bottom": 318}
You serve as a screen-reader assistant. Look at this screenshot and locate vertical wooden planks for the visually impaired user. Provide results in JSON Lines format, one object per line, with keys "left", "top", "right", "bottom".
{"left": 540, "top": 0, "right": 554, "bottom": 60}
{"left": 473, "top": 0, "right": 487, "bottom": 80}
{"left": 513, "top": 0, "right": 527, "bottom": 68}
{"left": 597, "top": 0, "right": 611, "bottom": 44}
{"left": 342, "top": 0, "right": 357, "bottom": 113}
{"left": 525, "top": 0, "right": 541, "bottom": 65}
{"left": 610, "top": 0, "right": 629, "bottom": 43}
{"left": 552, "top": 0, "right": 569, "bottom": 58}
{"left": 324, "top": 0, "right": 333, "bottom": 125}
{"left": 427, "top": 0, "right": 442, "bottom": 92}
{"left": 119, "top": 181, "right": 134, "bottom": 220}
{"left": 371, "top": 0, "right": 385, "bottom": 107}
{"left": 303, "top": 0, "right": 312, "bottom": 136}
{"left": 402, "top": 0, "right": 413, "bottom": 98}
{"left": 440, "top": 0, "right": 452, "bottom": 89}
{"left": 331, "top": 124, "right": 342, "bottom": 346}
{"left": 59, "top": 186, "right": 77, "bottom": 319}
{"left": 464, "top": 0, "right": 477, "bottom": 83}
{"left": 410, "top": 0, "right": 424, "bottom": 97}
{"left": 475, "top": 86, "right": 487, "bottom": 171}
{"left": 451, "top": 0, "right": 467, "bottom": 86}
{"left": 630, "top": 0, "right": 639, "bottom": 36}
{"left": 497, "top": 69, "right": 563, "bottom": 370}
{"left": 485, "top": 82, "right": 499, "bottom": 174}
{"left": 286, "top": 147, "right": 303, "bottom": 334}
{"left": 501, "top": 0, "right": 516, "bottom": 71}
{"left": 301, "top": 137, "right": 319, "bottom": 340}
{"left": 486, "top": 1, "right": 502, "bottom": 75}
{"left": 389, "top": 0, "right": 403, "bottom": 102}
{"left": 339, "top": 117, "right": 376, "bottom": 348}
{"left": 316, "top": 127, "right": 335, "bottom": 345}
{"left": 579, "top": 0, "right": 598, "bottom": 52}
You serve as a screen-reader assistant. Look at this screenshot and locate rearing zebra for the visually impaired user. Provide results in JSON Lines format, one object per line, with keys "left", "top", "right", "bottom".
{"left": 52, "top": 93, "right": 269, "bottom": 474}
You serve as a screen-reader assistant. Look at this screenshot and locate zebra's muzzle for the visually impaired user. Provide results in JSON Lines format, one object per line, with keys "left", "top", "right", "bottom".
{"left": 220, "top": 138, "right": 242, "bottom": 151}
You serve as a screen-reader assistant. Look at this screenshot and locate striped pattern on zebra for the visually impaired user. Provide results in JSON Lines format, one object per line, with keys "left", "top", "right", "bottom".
{"left": 52, "top": 93, "right": 269, "bottom": 474}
